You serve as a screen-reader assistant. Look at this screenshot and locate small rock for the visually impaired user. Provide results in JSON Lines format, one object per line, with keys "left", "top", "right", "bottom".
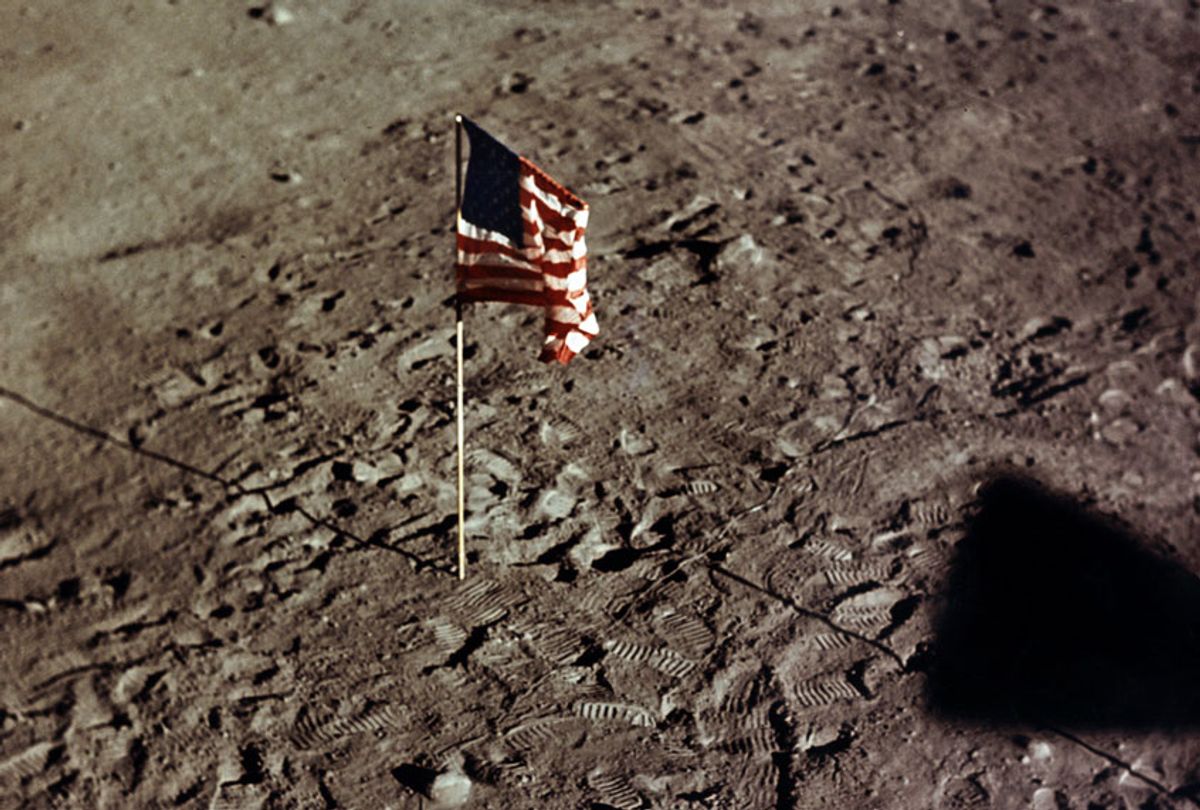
{"left": 642, "top": 253, "right": 689, "bottom": 291}
{"left": 619, "top": 427, "right": 656, "bottom": 456}
{"left": 1104, "top": 359, "right": 1140, "bottom": 387}
{"left": 1182, "top": 343, "right": 1200, "bottom": 388}
{"left": 1099, "top": 418, "right": 1139, "bottom": 446}
{"left": 1027, "top": 739, "right": 1053, "bottom": 761}
{"left": 776, "top": 437, "right": 805, "bottom": 458}
{"left": 1155, "top": 378, "right": 1193, "bottom": 406}
{"left": 1097, "top": 388, "right": 1132, "bottom": 414}
{"left": 1018, "top": 315, "right": 1071, "bottom": 341}
{"left": 429, "top": 771, "right": 472, "bottom": 806}
{"left": 1121, "top": 470, "right": 1144, "bottom": 488}
{"left": 172, "top": 626, "right": 213, "bottom": 647}
{"left": 716, "top": 233, "right": 765, "bottom": 271}
{"left": 796, "top": 722, "right": 842, "bottom": 751}
{"left": 819, "top": 373, "right": 850, "bottom": 400}
{"left": 536, "top": 489, "right": 576, "bottom": 520}
{"left": 1031, "top": 786, "right": 1063, "bottom": 810}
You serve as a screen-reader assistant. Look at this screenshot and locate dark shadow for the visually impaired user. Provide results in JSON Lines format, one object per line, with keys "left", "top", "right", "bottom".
{"left": 927, "top": 473, "right": 1200, "bottom": 729}
{"left": 391, "top": 763, "right": 437, "bottom": 796}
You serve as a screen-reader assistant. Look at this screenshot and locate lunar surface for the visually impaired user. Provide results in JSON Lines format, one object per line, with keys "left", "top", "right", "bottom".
{"left": 2, "top": 1, "right": 1200, "bottom": 808}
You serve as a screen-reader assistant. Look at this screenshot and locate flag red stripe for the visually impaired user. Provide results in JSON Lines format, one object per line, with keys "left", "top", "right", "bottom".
{"left": 456, "top": 277, "right": 580, "bottom": 308}
{"left": 458, "top": 288, "right": 548, "bottom": 307}
{"left": 541, "top": 235, "right": 579, "bottom": 253}
{"left": 544, "top": 318, "right": 599, "bottom": 338}
{"left": 459, "top": 288, "right": 585, "bottom": 309}
{"left": 456, "top": 263, "right": 542, "bottom": 283}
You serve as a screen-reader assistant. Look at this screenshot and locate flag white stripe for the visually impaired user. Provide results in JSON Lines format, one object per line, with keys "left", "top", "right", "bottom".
{"left": 457, "top": 252, "right": 539, "bottom": 273}
{"left": 519, "top": 172, "right": 588, "bottom": 224}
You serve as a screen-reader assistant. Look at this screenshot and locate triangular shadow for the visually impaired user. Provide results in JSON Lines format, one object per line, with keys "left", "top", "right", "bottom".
{"left": 926, "top": 473, "right": 1200, "bottom": 729}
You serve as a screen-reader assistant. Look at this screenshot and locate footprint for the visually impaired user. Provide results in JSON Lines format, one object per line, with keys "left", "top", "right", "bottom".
{"left": 792, "top": 674, "right": 860, "bottom": 708}
{"left": 427, "top": 616, "right": 469, "bottom": 662}
{"left": 514, "top": 621, "right": 589, "bottom": 666}
{"left": 503, "top": 716, "right": 573, "bottom": 754}
{"left": 711, "top": 664, "right": 768, "bottom": 717}
{"left": 587, "top": 770, "right": 643, "bottom": 809}
{"left": 904, "top": 498, "right": 954, "bottom": 529}
{"left": 900, "top": 543, "right": 952, "bottom": 582}
{"left": 574, "top": 700, "right": 657, "bottom": 728}
{"left": 795, "top": 632, "right": 855, "bottom": 653}
{"left": 466, "top": 449, "right": 522, "bottom": 485}
{"left": 602, "top": 639, "right": 697, "bottom": 678}
{"left": 0, "top": 741, "right": 58, "bottom": 784}
{"left": 831, "top": 587, "right": 904, "bottom": 630}
{"left": 716, "top": 727, "right": 780, "bottom": 757}
{"left": 209, "top": 781, "right": 269, "bottom": 810}
{"left": 830, "top": 602, "right": 893, "bottom": 629}
{"left": 539, "top": 415, "right": 583, "bottom": 445}
{"left": 660, "top": 479, "right": 720, "bottom": 497}
{"left": 802, "top": 537, "right": 855, "bottom": 563}
{"left": 290, "top": 703, "right": 407, "bottom": 751}
{"left": 819, "top": 560, "right": 895, "bottom": 587}
{"left": 729, "top": 759, "right": 779, "bottom": 810}
{"left": 445, "top": 579, "right": 522, "bottom": 626}
{"left": 654, "top": 610, "right": 714, "bottom": 658}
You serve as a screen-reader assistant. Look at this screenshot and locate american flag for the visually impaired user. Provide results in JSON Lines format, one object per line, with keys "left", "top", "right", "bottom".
{"left": 456, "top": 117, "right": 598, "bottom": 364}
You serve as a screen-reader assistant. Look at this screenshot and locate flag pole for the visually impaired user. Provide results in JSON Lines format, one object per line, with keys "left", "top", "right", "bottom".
{"left": 454, "top": 114, "right": 467, "bottom": 580}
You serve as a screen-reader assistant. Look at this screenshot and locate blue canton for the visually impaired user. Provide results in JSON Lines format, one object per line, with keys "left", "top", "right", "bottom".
{"left": 461, "top": 118, "right": 524, "bottom": 247}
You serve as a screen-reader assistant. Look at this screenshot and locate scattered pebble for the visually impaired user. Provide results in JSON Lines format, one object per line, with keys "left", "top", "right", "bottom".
{"left": 249, "top": 4, "right": 295, "bottom": 24}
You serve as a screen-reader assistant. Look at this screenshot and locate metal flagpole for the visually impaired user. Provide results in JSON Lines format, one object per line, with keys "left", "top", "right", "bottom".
{"left": 454, "top": 114, "right": 466, "bottom": 580}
